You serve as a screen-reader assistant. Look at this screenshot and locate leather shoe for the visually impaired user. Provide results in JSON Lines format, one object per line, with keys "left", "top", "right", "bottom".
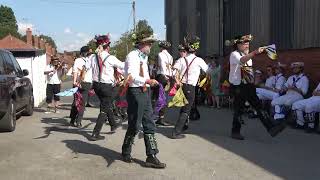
{"left": 231, "top": 132, "right": 245, "bottom": 140}
{"left": 145, "top": 155, "right": 166, "bottom": 169}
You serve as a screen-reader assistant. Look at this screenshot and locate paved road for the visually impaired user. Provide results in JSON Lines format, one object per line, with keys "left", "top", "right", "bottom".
{"left": 0, "top": 81, "right": 319, "bottom": 180}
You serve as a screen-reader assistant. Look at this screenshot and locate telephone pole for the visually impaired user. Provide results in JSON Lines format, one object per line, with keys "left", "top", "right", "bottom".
{"left": 132, "top": 0, "right": 136, "bottom": 32}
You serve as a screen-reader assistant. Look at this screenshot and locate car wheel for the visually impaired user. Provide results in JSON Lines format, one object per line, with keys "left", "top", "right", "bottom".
{"left": 0, "top": 99, "right": 16, "bottom": 132}
{"left": 22, "top": 95, "right": 34, "bottom": 116}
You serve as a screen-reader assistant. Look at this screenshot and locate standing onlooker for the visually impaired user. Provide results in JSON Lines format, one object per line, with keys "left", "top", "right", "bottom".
{"left": 44, "top": 56, "right": 67, "bottom": 111}
{"left": 210, "top": 58, "right": 223, "bottom": 108}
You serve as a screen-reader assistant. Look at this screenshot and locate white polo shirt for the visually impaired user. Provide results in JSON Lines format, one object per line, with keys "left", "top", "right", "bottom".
{"left": 229, "top": 50, "right": 253, "bottom": 85}
{"left": 274, "top": 73, "right": 286, "bottom": 90}
{"left": 124, "top": 49, "right": 150, "bottom": 87}
{"left": 91, "top": 51, "right": 124, "bottom": 85}
{"left": 73, "top": 57, "right": 92, "bottom": 83}
{"left": 173, "top": 53, "right": 209, "bottom": 86}
{"left": 157, "top": 49, "right": 173, "bottom": 77}
{"left": 285, "top": 73, "right": 309, "bottom": 95}
{"left": 265, "top": 76, "right": 276, "bottom": 88}
{"left": 45, "top": 64, "right": 62, "bottom": 85}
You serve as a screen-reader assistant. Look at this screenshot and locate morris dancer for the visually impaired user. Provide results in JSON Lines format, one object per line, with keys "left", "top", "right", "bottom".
{"left": 121, "top": 31, "right": 166, "bottom": 168}
{"left": 227, "top": 34, "right": 285, "bottom": 140}
{"left": 90, "top": 35, "right": 124, "bottom": 141}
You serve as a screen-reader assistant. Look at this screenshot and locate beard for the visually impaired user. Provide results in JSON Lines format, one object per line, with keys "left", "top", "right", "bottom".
{"left": 243, "top": 49, "right": 249, "bottom": 55}
{"left": 144, "top": 48, "right": 151, "bottom": 55}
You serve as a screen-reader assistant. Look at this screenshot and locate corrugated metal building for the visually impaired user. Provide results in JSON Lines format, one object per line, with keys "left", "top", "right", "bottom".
{"left": 165, "top": 0, "right": 320, "bottom": 57}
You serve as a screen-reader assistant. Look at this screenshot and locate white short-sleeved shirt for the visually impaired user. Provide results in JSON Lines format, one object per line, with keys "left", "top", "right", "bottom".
{"left": 173, "top": 53, "right": 209, "bottom": 86}
{"left": 274, "top": 73, "right": 286, "bottom": 90}
{"left": 157, "top": 49, "right": 173, "bottom": 77}
{"left": 73, "top": 57, "right": 92, "bottom": 83}
{"left": 45, "top": 64, "right": 62, "bottom": 84}
{"left": 229, "top": 51, "right": 253, "bottom": 85}
{"left": 124, "top": 49, "right": 150, "bottom": 87}
{"left": 91, "top": 51, "right": 125, "bottom": 85}
{"left": 285, "top": 73, "right": 309, "bottom": 95}
{"left": 265, "top": 76, "right": 276, "bottom": 88}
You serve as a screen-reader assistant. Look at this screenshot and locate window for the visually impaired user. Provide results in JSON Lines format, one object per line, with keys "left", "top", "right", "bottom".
{"left": 2, "top": 52, "right": 16, "bottom": 76}
{"left": 9, "top": 53, "right": 23, "bottom": 76}
{"left": 0, "top": 53, "right": 6, "bottom": 74}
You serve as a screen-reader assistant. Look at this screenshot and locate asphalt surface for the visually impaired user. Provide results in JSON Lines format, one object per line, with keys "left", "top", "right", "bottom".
{"left": 0, "top": 81, "right": 319, "bottom": 180}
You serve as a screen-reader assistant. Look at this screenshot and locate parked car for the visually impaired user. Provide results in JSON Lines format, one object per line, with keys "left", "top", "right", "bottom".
{"left": 0, "top": 49, "right": 34, "bottom": 132}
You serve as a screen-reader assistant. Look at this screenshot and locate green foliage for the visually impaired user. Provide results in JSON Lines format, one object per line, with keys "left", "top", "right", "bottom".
{"left": 39, "top": 35, "right": 57, "bottom": 49}
{"left": 0, "top": 5, "right": 21, "bottom": 39}
{"left": 0, "top": 5, "right": 18, "bottom": 32}
{"left": 0, "top": 27, "right": 21, "bottom": 39}
{"left": 86, "top": 39, "right": 97, "bottom": 52}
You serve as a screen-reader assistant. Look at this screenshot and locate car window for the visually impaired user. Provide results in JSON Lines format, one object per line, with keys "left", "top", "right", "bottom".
{"left": 9, "top": 53, "right": 23, "bottom": 75}
{"left": 0, "top": 53, "right": 6, "bottom": 74}
{"left": 2, "top": 52, "right": 16, "bottom": 76}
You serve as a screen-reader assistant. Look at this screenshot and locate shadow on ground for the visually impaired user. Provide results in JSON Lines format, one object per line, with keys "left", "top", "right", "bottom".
{"left": 61, "top": 140, "right": 145, "bottom": 167}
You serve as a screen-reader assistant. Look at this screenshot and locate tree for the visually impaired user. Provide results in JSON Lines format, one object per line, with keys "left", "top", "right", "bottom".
{"left": 86, "top": 39, "right": 97, "bottom": 51}
{"left": 0, "top": 5, "right": 21, "bottom": 39}
{"left": 39, "top": 35, "right": 57, "bottom": 49}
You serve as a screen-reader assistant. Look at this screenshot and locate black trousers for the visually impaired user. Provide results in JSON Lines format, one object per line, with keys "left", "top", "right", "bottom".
{"left": 70, "top": 82, "right": 92, "bottom": 124}
{"left": 174, "top": 84, "right": 196, "bottom": 134}
{"left": 92, "top": 82, "right": 117, "bottom": 135}
{"left": 122, "top": 87, "right": 159, "bottom": 156}
{"left": 46, "top": 84, "right": 61, "bottom": 103}
{"left": 230, "top": 83, "right": 274, "bottom": 133}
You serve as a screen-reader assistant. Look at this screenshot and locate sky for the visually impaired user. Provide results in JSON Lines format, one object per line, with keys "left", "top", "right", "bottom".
{"left": 0, "top": 0, "right": 165, "bottom": 52}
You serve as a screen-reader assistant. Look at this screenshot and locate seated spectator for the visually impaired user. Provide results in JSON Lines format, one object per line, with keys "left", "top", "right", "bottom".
{"left": 292, "top": 82, "right": 320, "bottom": 133}
{"left": 256, "top": 63, "right": 286, "bottom": 101}
{"left": 271, "top": 62, "right": 309, "bottom": 121}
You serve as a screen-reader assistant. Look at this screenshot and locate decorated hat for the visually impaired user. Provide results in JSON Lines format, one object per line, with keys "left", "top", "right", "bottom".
{"left": 255, "top": 70, "right": 262, "bottom": 74}
{"left": 132, "top": 29, "right": 156, "bottom": 45}
{"left": 225, "top": 34, "right": 253, "bottom": 46}
{"left": 95, "top": 34, "right": 111, "bottom": 46}
{"left": 158, "top": 41, "right": 171, "bottom": 49}
{"left": 80, "top": 46, "right": 90, "bottom": 54}
{"left": 291, "top": 62, "right": 304, "bottom": 68}
{"left": 274, "top": 62, "right": 287, "bottom": 69}
{"left": 184, "top": 34, "right": 200, "bottom": 52}
{"left": 178, "top": 44, "right": 186, "bottom": 51}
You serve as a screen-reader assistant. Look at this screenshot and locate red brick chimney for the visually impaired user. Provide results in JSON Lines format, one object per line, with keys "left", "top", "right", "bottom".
{"left": 40, "top": 39, "right": 45, "bottom": 49}
{"left": 26, "top": 28, "right": 33, "bottom": 46}
{"left": 33, "top": 35, "right": 39, "bottom": 48}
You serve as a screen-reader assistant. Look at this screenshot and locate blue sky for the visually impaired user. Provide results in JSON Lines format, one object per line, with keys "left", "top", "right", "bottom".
{"left": 0, "top": 0, "right": 165, "bottom": 52}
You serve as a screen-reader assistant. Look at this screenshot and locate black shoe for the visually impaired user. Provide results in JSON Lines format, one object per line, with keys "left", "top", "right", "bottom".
{"left": 171, "top": 133, "right": 186, "bottom": 139}
{"left": 155, "top": 119, "right": 170, "bottom": 126}
{"left": 231, "top": 132, "right": 245, "bottom": 140}
{"left": 248, "top": 113, "right": 259, "bottom": 119}
{"left": 110, "top": 123, "right": 120, "bottom": 133}
{"left": 69, "top": 121, "right": 76, "bottom": 127}
{"left": 86, "top": 103, "right": 94, "bottom": 107}
{"left": 90, "top": 134, "right": 105, "bottom": 141}
{"left": 293, "top": 124, "right": 304, "bottom": 130}
{"left": 305, "top": 127, "right": 314, "bottom": 134}
{"left": 269, "top": 123, "right": 286, "bottom": 137}
{"left": 122, "top": 154, "right": 133, "bottom": 163}
{"left": 76, "top": 122, "right": 82, "bottom": 128}
{"left": 145, "top": 155, "right": 166, "bottom": 169}
{"left": 182, "top": 124, "right": 189, "bottom": 131}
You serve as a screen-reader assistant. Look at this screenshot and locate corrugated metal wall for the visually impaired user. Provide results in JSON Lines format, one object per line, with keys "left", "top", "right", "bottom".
{"left": 250, "top": 0, "right": 271, "bottom": 49}
{"left": 293, "top": 0, "right": 320, "bottom": 49}
{"left": 270, "top": 0, "right": 294, "bottom": 50}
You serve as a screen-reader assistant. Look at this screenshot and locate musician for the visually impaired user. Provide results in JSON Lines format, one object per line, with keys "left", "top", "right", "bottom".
{"left": 171, "top": 35, "right": 210, "bottom": 139}
{"left": 90, "top": 35, "right": 124, "bottom": 141}
{"left": 44, "top": 56, "right": 66, "bottom": 110}
{"left": 256, "top": 63, "right": 286, "bottom": 101}
{"left": 292, "top": 82, "right": 320, "bottom": 133}
{"left": 271, "top": 62, "right": 309, "bottom": 121}
{"left": 154, "top": 41, "right": 173, "bottom": 126}
{"left": 178, "top": 44, "right": 187, "bottom": 58}
{"left": 228, "top": 34, "right": 285, "bottom": 140}
{"left": 121, "top": 31, "right": 166, "bottom": 169}
{"left": 69, "top": 46, "right": 92, "bottom": 127}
